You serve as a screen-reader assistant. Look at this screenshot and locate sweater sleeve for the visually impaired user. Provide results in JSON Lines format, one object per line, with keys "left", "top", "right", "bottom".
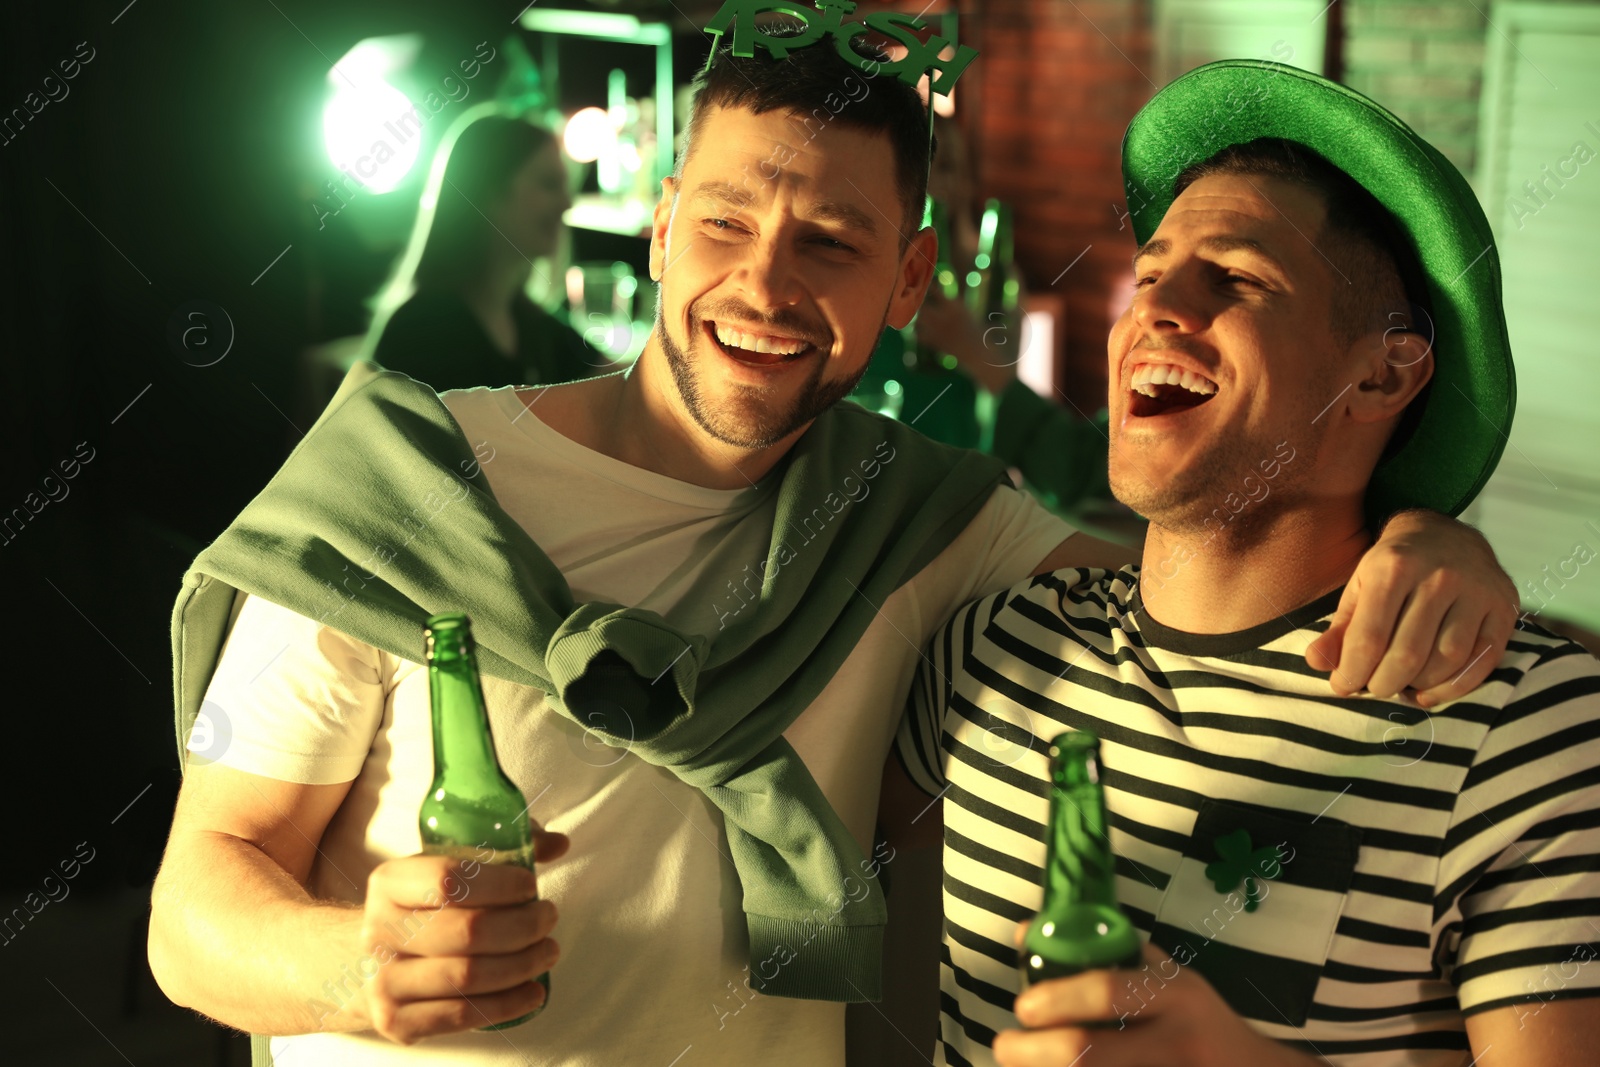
{"left": 989, "top": 378, "right": 1111, "bottom": 512}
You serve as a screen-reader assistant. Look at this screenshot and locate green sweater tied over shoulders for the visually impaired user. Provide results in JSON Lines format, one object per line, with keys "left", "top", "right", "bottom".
{"left": 171, "top": 362, "right": 1010, "bottom": 1004}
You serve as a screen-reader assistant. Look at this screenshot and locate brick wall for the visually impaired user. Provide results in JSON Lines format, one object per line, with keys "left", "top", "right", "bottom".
{"left": 1343, "top": 0, "right": 1600, "bottom": 176}
{"left": 930, "top": 1, "right": 1600, "bottom": 410}
{"left": 1342, "top": 0, "right": 1488, "bottom": 174}
{"left": 963, "top": 0, "right": 1155, "bottom": 408}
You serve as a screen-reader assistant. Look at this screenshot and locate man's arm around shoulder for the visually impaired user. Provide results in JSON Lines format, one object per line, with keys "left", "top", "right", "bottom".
{"left": 1034, "top": 511, "right": 1520, "bottom": 703}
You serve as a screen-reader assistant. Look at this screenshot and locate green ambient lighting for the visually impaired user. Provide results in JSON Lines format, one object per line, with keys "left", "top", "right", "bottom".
{"left": 322, "top": 36, "right": 425, "bottom": 195}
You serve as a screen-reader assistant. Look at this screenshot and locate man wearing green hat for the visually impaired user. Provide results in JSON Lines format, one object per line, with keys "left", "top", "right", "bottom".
{"left": 892, "top": 61, "right": 1600, "bottom": 1065}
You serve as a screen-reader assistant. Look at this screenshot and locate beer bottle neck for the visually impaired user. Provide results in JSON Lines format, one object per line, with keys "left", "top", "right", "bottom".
{"left": 929, "top": 200, "right": 959, "bottom": 298}
{"left": 427, "top": 649, "right": 503, "bottom": 797}
{"left": 1041, "top": 777, "right": 1118, "bottom": 912}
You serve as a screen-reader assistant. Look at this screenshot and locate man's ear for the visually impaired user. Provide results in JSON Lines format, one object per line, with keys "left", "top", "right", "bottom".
{"left": 1349, "top": 323, "right": 1434, "bottom": 424}
{"left": 649, "top": 176, "right": 678, "bottom": 283}
{"left": 885, "top": 225, "right": 938, "bottom": 330}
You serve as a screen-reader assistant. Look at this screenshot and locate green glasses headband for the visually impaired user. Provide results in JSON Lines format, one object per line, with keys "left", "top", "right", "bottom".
{"left": 702, "top": 0, "right": 978, "bottom": 94}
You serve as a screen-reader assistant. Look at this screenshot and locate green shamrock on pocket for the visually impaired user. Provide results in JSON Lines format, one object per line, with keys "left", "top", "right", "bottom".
{"left": 1204, "top": 829, "right": 1281, "bottom": 912}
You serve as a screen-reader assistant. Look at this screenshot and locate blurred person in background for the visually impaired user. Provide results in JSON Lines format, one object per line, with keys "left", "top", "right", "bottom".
{"left": 365, "top": 108, "right": 610, "bottom": 392}
{"left": 911, "top": 117, "right": 1111, "bottom": 513}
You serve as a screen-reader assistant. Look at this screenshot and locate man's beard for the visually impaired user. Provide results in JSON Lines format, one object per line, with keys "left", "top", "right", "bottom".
{"left": 657, "top": 295, "right": 881, "bottom": 450}
{"left": 1110, "top": 416, "right": 1326, "bottom": 546}
{"left": 1108, "top": 338, "right": 1334, "bottom": 543}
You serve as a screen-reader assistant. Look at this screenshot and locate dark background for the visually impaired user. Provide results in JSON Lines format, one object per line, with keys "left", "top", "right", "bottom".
{"left": 0, "top": 3, "right": 633, "bottom": 1061}
{"left": 0, "top": 0, "right": 542, "bottom": 897}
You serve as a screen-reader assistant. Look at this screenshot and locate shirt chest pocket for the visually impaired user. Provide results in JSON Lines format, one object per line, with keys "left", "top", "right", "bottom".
{"left": 1147, "top": 798, "right": 1364, "bottom": 1028}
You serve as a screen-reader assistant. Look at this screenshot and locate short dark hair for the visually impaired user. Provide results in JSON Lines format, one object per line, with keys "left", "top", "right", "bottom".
{"left": 678, "top": 30, "right": 934, "bottom": 235}
{"left": 1172, "top": 138, "right": 1431, "bottom": 457}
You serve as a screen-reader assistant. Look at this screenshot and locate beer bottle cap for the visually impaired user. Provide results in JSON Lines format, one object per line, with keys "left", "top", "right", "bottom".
{"left": 424, "top": 612, "right": 475, "bottom": 662}
{"left": 1048, "top": 731, "right": 1101, "bottom": 788}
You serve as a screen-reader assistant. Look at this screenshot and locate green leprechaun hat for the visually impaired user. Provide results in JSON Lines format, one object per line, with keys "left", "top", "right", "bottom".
{"left": 1121, "top": 59, "right": 1515, "bottom": 520}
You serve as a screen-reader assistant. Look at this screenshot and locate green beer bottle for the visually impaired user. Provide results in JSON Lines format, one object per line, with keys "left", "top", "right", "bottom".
{"left": 418, "top": 612, "right": 548, "bottom": 1027}
{"left": 911, "top": 197, "right": 962, "bottom": 373}
{"left": 968, "top": 198, "right": 1021, "bottom": 341}
{"left": 1019, "top": 731, "right": 1141, "bottom": 989}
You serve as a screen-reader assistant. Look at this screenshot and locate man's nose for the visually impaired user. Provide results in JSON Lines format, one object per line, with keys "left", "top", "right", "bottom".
{"left": 735, "top": 235, "right": 804, "bottom": 310}
{"left": 1134, "top": 267, "right": 1207, "bottom": 334}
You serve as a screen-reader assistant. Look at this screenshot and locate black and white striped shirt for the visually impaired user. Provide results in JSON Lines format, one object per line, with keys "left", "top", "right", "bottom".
{"left": 897, "top": 566, "right": 1600, "bottom": 1066}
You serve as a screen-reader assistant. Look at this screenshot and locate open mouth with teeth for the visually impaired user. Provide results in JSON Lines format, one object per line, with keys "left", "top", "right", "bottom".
{"left": 706, "top": 321, "right": 819, "bottom": 367}
{"left": 1129, "top": 362, "right": 1219, "bottom": 417}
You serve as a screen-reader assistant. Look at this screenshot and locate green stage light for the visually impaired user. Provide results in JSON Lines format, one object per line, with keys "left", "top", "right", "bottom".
{"left": 322, "top": 36, "right": 425, "bottom": 196}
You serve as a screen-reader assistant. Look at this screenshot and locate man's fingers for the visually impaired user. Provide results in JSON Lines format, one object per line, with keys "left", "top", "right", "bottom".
{"left": 1414, "top": 640, "right": 1491, "bottom": 708}
{"left": 1416, "top": 613, "right": 1512, "bottom": 707}
{"left": 1307, "top": 582, "right": 1359, "bottom": 675}
{"left": 366, "top": 981, "right": 547, "bottom": 1045}
{"left": 1331, "top": 574, "right": 1411, "bottom": 696}
{"left": 533, "top": 830, "right": 570, "bottom": 863}
{"left": 1014, "top": 970, "right": 1122, "bottom": 1029}
{"left": 355, "top": 849, "right": 559, "bottom": 1048}
{"left": 1365, "top": 589, "right": 1452, "bottom": 699}
{"left": 390, "top": 898, "right": 558, "bottom": 959}
{"left": 1306, "top": 616, "right": 1345, "bottom": 673}
{"left": 371, "top": 854, "right": 540, "bottom": 911}
{"left": 993, "top": 1025, "right": 1093, "bottom": 1067}
{"left": 1416, "top": 595, "right": 1517, "bottom": 706}
{"left": 372, "top": 940, "right": 560, "bottom": 1003}
{"left": 1403, "top": 599, "right": 1483, "bottom": 695}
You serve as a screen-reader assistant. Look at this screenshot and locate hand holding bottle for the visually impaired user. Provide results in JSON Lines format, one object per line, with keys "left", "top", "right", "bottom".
{"left": 415, "top": 611, "right": 557, "bottom": 1034}
{"left": 999, "top": 732, "right": 1318, "bottom": 1065}
{"left": 354, "top": 834, "right": 568, "bottom": 1045}
{"left": 996, "top": 939, "right": 1322, "bottom": 1067}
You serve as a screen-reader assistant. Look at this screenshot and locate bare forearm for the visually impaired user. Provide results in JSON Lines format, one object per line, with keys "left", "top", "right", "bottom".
{"left": 149, "top": 830, "right": 373, "bottom": 1036}
{"left": 1263, "top": 1040, "right": 1327, "bottom": 1067}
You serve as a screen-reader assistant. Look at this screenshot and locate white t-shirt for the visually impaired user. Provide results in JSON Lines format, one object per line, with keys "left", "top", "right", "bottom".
{"left": 194, "top": 386, "right": 1073, "bottom": 1066}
